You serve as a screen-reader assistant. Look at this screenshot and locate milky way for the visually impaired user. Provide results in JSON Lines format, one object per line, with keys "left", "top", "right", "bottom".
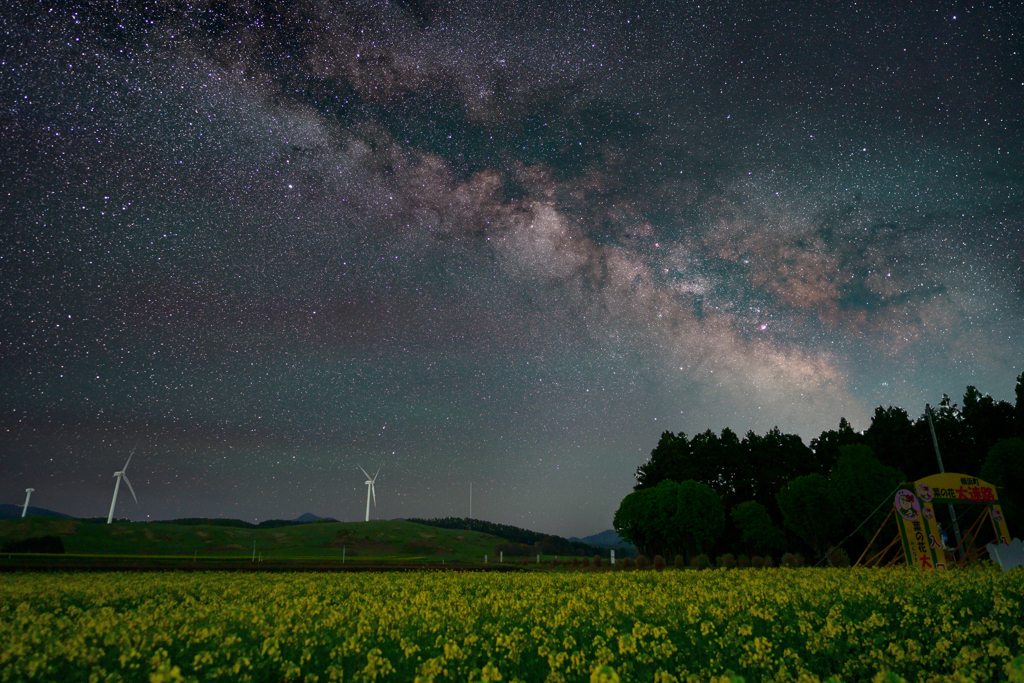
{"left": 2, "top": 1, "right": 1021, "bottom": 535}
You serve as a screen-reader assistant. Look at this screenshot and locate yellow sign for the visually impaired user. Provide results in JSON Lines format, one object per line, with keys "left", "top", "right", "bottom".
{"left": 915, "top": 473, "right": 1011, "bottom": 546}
{"left": 893, "top": 487, "right": 946, "bottom": 571}
{"left": 895, "top": 474, "right": 1013, "bottom": 571}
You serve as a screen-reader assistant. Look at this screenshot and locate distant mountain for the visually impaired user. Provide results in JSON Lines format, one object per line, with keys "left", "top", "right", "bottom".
{"left": 570, "top": 529, "right": 636, "bottom": 550}
{"left": 164, "top": 515, "right": 338, "bottom": 529}
{"left": 294, "top": 512, "right": 337, "bottom": 522}
{"left": 0, "top": 504, "right": 74, "bottom": 520}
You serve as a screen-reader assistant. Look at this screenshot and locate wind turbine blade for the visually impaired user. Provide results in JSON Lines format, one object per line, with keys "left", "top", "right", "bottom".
{"left": 123, "top": 475, "right": 139, "bottom": 506}
{"left": 358, "top": 465, "right": 371, "bottom": 479}
{"left": 371, "top": 483, "right": 376, "bottom": 507}
{"left": 123, "top": 444, "right": 137, "bottom": 471}
{"left": 373, "top": 466, "right": 380, "bottom": 482}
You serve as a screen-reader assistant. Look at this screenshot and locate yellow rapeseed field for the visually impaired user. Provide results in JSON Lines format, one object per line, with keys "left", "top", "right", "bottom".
{"left": 2, "top": 567, "right": 1023, "bottom": 682}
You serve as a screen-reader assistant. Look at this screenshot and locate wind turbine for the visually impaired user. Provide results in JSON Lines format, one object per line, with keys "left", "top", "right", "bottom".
{"left": 358, "top": 465, "right": 380, "bottom": 522}
{"left": 107, "top": 446, "right": 139, "bottom": 524}
{"left": 21, "top": 488, "right": 34, "bottom": 517}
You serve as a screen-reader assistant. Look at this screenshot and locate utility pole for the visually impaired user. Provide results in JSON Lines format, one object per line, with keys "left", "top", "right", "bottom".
{"left": 925, "top": 404, "right": 964, "bottom": 556}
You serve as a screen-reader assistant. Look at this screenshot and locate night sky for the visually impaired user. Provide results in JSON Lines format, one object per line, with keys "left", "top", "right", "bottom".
{"left": 2, "top": 1, "right": 1021, "bottom": 537}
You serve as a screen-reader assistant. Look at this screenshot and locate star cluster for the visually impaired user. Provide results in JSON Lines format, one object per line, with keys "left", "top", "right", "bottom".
{"left": 1, "top": 0, "right": 1021, "bottom": 536}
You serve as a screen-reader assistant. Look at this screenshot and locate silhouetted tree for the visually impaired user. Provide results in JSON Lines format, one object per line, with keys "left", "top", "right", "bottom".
{"left": 744, "top": 427, "right": 817, "bottom": 516}
{"left": 777, "top": 473, "right": 844, "bottom": 559}
{"left": 960, "top": 386, "right": 1016, "bottom": 475}
{"left": 809, "top": 417, "right": 863, "bottom": 472}
{"left": 673, "top": 480, "right": 726, "bottom": 559}
{"left": 1016, "top": 374, "right": 1024, "bottom": 439}
{"left": 980, "top": 438, "right": 1024, "bottom": 534}
{"left": 828, "top": 444, "right": 904, "bottom": 541}
{"left": 730, "top": 501, "right": 784, "bottom": 556}
{"left": 864, "top": 406, "right": 932, "bottom": 480}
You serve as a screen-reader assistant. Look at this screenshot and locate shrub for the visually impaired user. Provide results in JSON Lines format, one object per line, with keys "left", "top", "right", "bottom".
{"left": 1, "top": 536, "right": 64, "bottom": 553}
{"left": 781, "top": 553, "right": 806, "bottom": 568}
{"left": 653, "top": 555, "right": 666, "bottom": 571}
{"left": 737, "top": 554, "right": 751, "bottom": 568}
{"left": 764, "top": 554, "right": 776, "bottom": 568}
{"left": 674, "top": 554, "right": 685, "bottom": 569}
{"left": 594, "top": 555, "right": 603, "bottom": 568}
{"left": 690, "top": 554, "right": 711, "bottom": 570}
{"left": 751, "top": 556, "right": 765, "bottom": 569}
{"left": 717, "top": 553, "right": 736, "bottom": 569}
{"left": 621, "top": 558, "right": 635, "bottom": 570}
{"left": 826, "top": 547, "right": 850, "bottom": 568}
{"left": 636, "top": 555, "right": 650, "bottom": 570}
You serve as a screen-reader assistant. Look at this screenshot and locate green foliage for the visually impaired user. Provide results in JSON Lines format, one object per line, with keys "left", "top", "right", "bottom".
{"left": 730, "top": 501, "right": 785, "bottom": 555}
{"left": 614, "top": 479, "right": 724, "bottom": 559}
{"left": 1005, "top": 654, "right": 1024, "bottom": 683}
{"left": 809, "top": 418, "right": 862, "bottom": 471}
{"left": 824, "top": 546, "right": 850, "bottom": 568}
{"left": 780, "top": 552, "right": 805, "bottom": 568}
{"left": 690, "top": 553, "right": 711, "bottom": 569}
{"left": 777, "top": 474, "right": 844, "bottom": 557}
{"left": 981, "top": 437, "right": 1024, "bottom": 533}
{"left": 863, "top": 406, "right": 932, "bottom": 480}
{"left": 1016, "top": 373, "right": 1024, "bottom": 439}
{"left": 674, "top": 480, "right": 726, "bottom": 557}
{"left": 0, "top": 518, "right": 506, "bottom": 562}
{"left": 1, "top": 535, "right": 64, "bottom": 553}
{"left": 828, "top": 444, "right": 903, "bottom": 540}
{"left": 613, "top": 489, "right": 654, "bottom": 557}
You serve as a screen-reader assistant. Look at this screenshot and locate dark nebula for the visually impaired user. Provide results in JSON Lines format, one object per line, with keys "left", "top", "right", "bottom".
{"left": 2, "top": 1, "right": 1021, "bottom": 535}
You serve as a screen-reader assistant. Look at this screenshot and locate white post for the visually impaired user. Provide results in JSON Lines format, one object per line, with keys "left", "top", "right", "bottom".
{"left": 343, "top": 546, "right": 346, "bottom": 564}
{"left": 611, "top": 549, "right": 616, "bottom": 565}
{"left": 537, "top": 554, "right": 540, "bottom": 563}
{"left": 500, "top": 551, "right": 503, "bottom": 563}
{"left": 107, "top": 475, "right": 122, "bottom": 524}
{"left": 252, "top": 540, "right": 256, "bottom": 562}
{"left": 21, "top": 489, "right": 34, "bottom": 517}
{"left": 484, "top": 554, "right": 488, "bottom": 564}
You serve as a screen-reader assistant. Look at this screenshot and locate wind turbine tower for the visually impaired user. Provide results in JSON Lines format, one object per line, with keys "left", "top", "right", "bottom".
{"left": 21, "top": 488, "right": 34, "bottom": 517}
{"left": 107, "top": 447, "right": 139, "bottom": 524}
{"left": 358, "top": 465, "right": 380, "bottom": 522}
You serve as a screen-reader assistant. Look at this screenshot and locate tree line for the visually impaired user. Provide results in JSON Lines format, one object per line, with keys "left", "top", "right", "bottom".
{"left": 614, "top": 377, "right": 1024, "bottom": 563}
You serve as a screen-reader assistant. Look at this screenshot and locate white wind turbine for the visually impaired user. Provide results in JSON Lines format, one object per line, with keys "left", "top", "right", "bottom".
{"left": 106, "top": 446, "right": 139, "bottom": 524}
{"left": 358, "top": 465, "right": 380, "bottom": 522}
{"left": 21, "top": 488, "right": 34, "bottom": 517}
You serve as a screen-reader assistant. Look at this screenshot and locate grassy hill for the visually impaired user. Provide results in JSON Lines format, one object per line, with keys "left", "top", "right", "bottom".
{"left": 0, "top": 517, "right": 511, "bottom": 562}
{"left": 405, "top": 517, "right": 610, "bottom": 556}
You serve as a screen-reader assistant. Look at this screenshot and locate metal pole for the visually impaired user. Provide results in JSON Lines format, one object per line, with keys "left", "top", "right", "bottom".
{"left": 926, "top": 404, "right": 964, "bottom": 555}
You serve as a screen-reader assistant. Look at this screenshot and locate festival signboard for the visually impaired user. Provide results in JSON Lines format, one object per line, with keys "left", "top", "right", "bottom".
{"left": 914, "top": 473, "right": 1011, "bottom": 546}
{"left": 894, "top": 486, "right": 946, "bottom": 572}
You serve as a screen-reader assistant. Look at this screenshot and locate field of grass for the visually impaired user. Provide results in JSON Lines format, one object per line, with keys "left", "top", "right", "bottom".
{"left": 0, "top": 517, "right": 510, "bottom": 562}
{"left": 2, "top": 567, "right": 1023, "bottom": 682}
